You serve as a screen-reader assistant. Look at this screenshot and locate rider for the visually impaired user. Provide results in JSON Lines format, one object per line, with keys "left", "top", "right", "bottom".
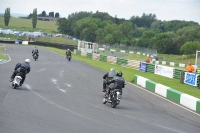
{"left": 9, "top": 59, "right": 31, "bottom": 86}
{"left": 102, "top": 68, "right": 116, "bottom": 92}
{"left": 32, "top": 47, "right": 39, "bottom": 58}
{"left": 66, "top": 48, "right": 71, "bottom": 59}
{"left": 105, "top": 71, "right": 125, "bottom": 99}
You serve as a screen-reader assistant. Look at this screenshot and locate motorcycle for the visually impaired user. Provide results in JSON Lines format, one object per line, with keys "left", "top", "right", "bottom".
{"left": 33, "top": 54, "right": 38, "bottom": 61}
{"left": 11, "top": 75, "right": 22, "bottom": 89}
{"left": 67, "top": 55, "right": 71, "bottom": 61}
{"left": 103, "top": 83, "right": 123, "bottom": 108}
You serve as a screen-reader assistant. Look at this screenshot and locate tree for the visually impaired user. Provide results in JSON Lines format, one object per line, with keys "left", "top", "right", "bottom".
{"left": 151, "top": 33, "right": 173, "bottom": 54}
{"left": 129, "top": 13, "right": 157, "bottom": 28}
{"left": 4, "top": 7, "right": 10, "bottom": 26}
{"left": 55, "top": 12, "right": 60, "bottom": 18}
{"left": 137, "top": 30, "right": 155, "bottom": 47}
{"left": 180, "top": 42, "right": 200, "bottom": 55}
{"left": 49, "top": 12, "right": 54, "bottom": 17}
{"left": 32, "top": 8, "right": 37, "bottom": 28}
{"left": 95, "top": 28, "right": 106, "bottom": 44}
{"left": 27, "top": 13, "right": 32, "bottom": 19}
{"left": 42, "top": 11, "right": 46, "bottom": 17}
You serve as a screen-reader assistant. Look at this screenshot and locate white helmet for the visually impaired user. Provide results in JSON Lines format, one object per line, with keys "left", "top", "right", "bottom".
{"left": 25, "top": 59, "right": 30, "bottom": 64}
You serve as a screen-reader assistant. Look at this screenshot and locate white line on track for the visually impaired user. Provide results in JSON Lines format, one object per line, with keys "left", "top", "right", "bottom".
{"left": 52, "top": 78, "right": 57, "bottom": 84}
{"left": 65, "top": 83, "right": 72, "bottom": 87}
{"left": 47, "top": 49, "right": 200, "bottom": 116}
{"left": 24, "top": 84, "right": 121, "bottom": 130}
{"left": 0, "top": 54, "right": 11, "bottom": 64}
{"left": 37, "top": 68, "right": 46, "bottom": 72}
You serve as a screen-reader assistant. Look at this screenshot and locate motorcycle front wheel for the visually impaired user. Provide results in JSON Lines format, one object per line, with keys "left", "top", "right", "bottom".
{"left": 103, "top": 98, "right": 107, "bottom": 104}
{"left": 111, "top": 101, "right": 117, "bottom": 108}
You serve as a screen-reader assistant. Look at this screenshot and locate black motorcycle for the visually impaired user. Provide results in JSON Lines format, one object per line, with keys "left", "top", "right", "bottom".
{"left": 67, "top": 55, "right": 71, "bottom": 61}
{"left": 103, "top": 83, "right": 123, "bottom": 108}
{"left": 33, "top": 53, "right": 38, "bottom": 61}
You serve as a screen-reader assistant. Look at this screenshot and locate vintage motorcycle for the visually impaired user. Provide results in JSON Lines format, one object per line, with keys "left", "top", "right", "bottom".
{"left": 11, "top": 75, "right": 22, "bottom": 89}
{"left": 103, "top": 83, "right": 123, "bottom": 108}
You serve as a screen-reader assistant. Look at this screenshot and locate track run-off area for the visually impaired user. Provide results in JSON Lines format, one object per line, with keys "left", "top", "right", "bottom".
{"left": 0, "top": 44, "right": 200, "bottom": 133}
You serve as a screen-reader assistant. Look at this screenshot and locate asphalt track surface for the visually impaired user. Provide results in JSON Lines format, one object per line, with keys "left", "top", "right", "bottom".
{"left": 0, "top": 44, "right": 200, "bottom": 133}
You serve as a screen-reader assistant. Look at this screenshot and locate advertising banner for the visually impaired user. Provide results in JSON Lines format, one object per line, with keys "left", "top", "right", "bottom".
{"left": 184, "top": 72, "right": 199, "bottom": 87}
{"left": 15, "top": 41, "right": 20, "bottom": 44}
{"left": 139, "top": 62, "right": 147, "bottom": 72}
{"left": 154, "top": 65, "right": 174, "bottom": 78}
{"left": 22, "top": 41, "right": 28, "bottom": 45}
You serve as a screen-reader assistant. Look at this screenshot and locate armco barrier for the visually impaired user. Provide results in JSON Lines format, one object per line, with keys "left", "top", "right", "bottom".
{"left": 134, "top": 75, "right": 200, "bottom": 113}
{"left": 116, "top": 58, "right": 128, "bottom": 66}
{"left": 74, "top": 50, "right": 140, "bottom": 70}
{"left": 81, "top": 51, "right": 87, "bottom": 57}
{"left": 92, "top": 53, "right": 100, "bottom": 60}
{"left": 126, "top": 60, "right": 140, "bottom": 70}
{"left": 152, "top": 60, "right": 186, "bottom": 68}
{"left": 99, "top": 55, "right": 107, "bottom": 62}
{"left": 86, "top": 53, "right": 92, "bottom": 59}
{"left": 146, "top": 64, "right": 155, "bottom": 73}
{"left": 107, "top": 56, "right": 117, "bottom": 64}
{"left": 173, "top": 69, "right": 186, "bottom": 79}
{"left": 76, "top": 50, "right": 81, "bottom": 56}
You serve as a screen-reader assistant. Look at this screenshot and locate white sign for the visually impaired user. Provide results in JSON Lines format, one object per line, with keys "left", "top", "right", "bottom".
{"left": 98, "top": 48, "right": 105, "bottom": 51}
{"left": 154, "top": 65, "right": 174, "bottom": 78}
{"left": 110, "top": 49, "right": 116, "bottom": 52}
{"left": 22, "top": 41, "right": 28, "bottom": 45}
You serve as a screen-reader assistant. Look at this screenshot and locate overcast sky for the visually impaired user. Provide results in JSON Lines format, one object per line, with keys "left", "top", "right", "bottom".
{"left": 0, "top": 0, "right": 200, "bottom": 24}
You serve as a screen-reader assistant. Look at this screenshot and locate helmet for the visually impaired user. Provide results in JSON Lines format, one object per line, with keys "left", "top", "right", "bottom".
{"left": 116, "top": 71, "right": 123, "bottom": 77}
{"left": 67, "top": 49, "right": 70, "bottom": 51}
{"left": 108, "top": 68, "right": 115, "bottom": 78}
{"left": 25, "top": 59, "right": 30, "bottom": 64}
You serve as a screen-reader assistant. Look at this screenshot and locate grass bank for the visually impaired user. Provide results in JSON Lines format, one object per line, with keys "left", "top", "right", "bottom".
{"left": 44, "top": 46, "right": 200, "bottom": 99}
{"left": 0, "top": 17, "right": 58, "bottom": 33}
{"left": 36, "top": 36, "right": 78, "bottom": 45}
{"left": 0, "top": 54, "right": 7, "bottom": 60}
{"left": 0, "top": 47, "right": 5, "bottom": 50}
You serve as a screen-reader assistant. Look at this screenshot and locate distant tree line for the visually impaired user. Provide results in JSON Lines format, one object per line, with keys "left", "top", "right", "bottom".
{"left": 28, "top": 11, "right": 59, "bottom": 18}
{"left": 56, "top": 11, "right": 200, "bottom": 54}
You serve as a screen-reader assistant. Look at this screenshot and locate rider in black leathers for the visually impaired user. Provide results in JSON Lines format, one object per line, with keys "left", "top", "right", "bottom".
{"left": 102, "top": 68, "right": 116, "bottom": 92}
{"left": 32, "top": 47, "right": 39, "bottom": 58}
{"left": 105, "top": 71, "right": 125, "bottom": 98}
{"left": 10, "top": 59, "right": 31, "bottom": 86}
{"left": 66, "top": 49, "right": 71, "bottom": 58}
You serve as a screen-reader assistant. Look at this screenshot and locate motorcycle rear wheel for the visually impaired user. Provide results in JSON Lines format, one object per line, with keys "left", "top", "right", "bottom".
{"left": 13, "top": 84, "right": 17, "bottom": 89}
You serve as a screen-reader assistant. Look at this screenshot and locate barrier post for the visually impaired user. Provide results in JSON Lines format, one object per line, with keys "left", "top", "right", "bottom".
{"left": 180, "top": 71, "right": 184, "bottom": 84}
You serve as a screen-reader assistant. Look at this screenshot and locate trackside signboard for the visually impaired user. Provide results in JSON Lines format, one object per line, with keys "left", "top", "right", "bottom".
{"left": 154, "top": 65, "right": 174, "bottom": 78}
{"left": 184, "top": 72, "right": 199, "bottom": 87}
{"left": 139, "top": 62, "right": 147, "bottom": 72}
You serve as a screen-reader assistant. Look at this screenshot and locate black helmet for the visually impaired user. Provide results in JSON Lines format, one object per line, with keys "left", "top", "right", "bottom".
{"left": 116, "top": 71, "right": 122, "bottom": 77}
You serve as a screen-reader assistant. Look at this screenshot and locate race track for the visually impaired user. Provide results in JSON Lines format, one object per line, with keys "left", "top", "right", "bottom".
{"left": 0, "top": 44, "right": 200, "bottom": 133}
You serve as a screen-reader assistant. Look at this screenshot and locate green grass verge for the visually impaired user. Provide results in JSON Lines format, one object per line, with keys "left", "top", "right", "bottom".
{"left": 0, "top": 47, "right": 5, "bottom": 50}
{"left": 0, "top": 54, "right": 7, "bottom": 60}
{"left": 44, "top": 46, "right": 200, "bottom": 99}
{"left": 0, "top": 17, "right": 58, "bottom": 33}
{"left": 0, "top": 44, "right": 4, "bottom": 46}
{"left": 36, "top": 36, "right": 78, "bottom": 45}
